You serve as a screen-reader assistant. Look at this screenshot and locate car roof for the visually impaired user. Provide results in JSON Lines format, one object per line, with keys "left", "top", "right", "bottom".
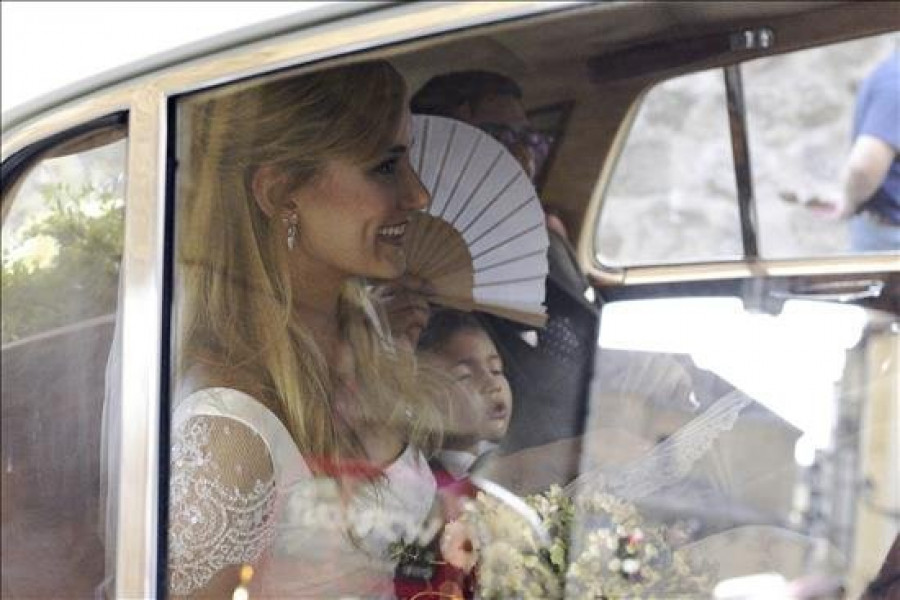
{"left": 1, "top": 2, "right": 384, "bottom": 132}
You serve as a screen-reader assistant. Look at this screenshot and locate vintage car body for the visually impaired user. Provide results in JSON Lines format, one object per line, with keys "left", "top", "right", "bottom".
{"left": 3, "top": 2, "right": 898, "bottom": 597}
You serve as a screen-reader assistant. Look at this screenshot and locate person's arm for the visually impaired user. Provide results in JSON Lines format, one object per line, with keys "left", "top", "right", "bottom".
{"left": 836, "top": 134, "right": 897, "bottom": 218}
{"left": 805, "top": 59, "right": 899, "bottom": 219}
{"left": 168, "top": 415, "right": 277, "bottom": 598}
{"left": 805, "top": 135, "right": 897, "bottom": 219}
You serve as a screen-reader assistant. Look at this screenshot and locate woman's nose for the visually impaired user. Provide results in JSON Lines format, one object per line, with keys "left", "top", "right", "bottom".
{"left": 399, "top": 168, "right": 429, "bottom": 211}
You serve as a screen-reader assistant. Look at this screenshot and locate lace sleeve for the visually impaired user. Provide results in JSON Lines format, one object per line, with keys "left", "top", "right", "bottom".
{"left": 572, "top": 389, "right": 753, "bottom": 500}
{"left": 168, "top": 414, "right": 278, "bottom": 596}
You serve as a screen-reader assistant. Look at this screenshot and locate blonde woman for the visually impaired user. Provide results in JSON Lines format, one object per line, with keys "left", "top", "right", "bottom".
{"left": 169, "top": 61, "right": 445, "bottom": 598}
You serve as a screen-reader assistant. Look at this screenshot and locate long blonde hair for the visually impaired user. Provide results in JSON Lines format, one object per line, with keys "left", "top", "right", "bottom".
{"left": 176, "top": 60, "right": 443, "bottom": 474}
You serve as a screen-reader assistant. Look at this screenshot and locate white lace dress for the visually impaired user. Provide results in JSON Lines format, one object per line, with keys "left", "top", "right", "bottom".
{"left": 168, "top": 387, "right": 436, "bottom": 598}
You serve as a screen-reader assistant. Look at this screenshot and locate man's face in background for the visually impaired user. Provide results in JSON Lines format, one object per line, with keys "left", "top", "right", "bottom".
{"left": 456, "top": 93, "right": 546, "bottom": 182}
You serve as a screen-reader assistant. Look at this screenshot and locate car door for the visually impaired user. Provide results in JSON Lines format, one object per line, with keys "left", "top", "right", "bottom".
{"left": 583, "top": 21, "right": 899, "bottom": 598}
{"left": 3, "top": 2, "right": 895, "bottom": 597}
{"left": 393, "top": 4, "right": 897, "bottom": 595}
{"left": 4, "top": 4, "right": 587, "bottom": 597}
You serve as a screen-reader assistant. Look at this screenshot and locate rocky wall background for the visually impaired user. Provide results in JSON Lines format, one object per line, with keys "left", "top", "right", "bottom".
{"left": 598, "top": 33, "right": 899, "bottom": 265}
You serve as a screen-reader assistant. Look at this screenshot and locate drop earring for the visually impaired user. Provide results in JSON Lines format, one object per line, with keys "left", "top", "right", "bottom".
{"left": 283, "top": 213, "right": 299, "bottom": 250}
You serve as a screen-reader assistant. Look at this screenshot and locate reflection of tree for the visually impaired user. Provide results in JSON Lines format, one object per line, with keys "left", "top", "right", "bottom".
{"left": 2, "top": 182, "right": 123, "bottom": 343}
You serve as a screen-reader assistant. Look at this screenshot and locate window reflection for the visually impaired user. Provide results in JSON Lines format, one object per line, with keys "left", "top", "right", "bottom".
{"left": 745, "top": 34, "right": 900, "bottom": 258}
{"left": 161, "top": 48, "right": 896, "bottom": 600}
{"left": 170, "top": 62, "right": 456, "bottom": 599}
{"left": 598, "top": 298, "right": 868, "bottom": 451}
{"left": 583, "top": 296, "right": 898, "bottom": 596}
{"left": 1, "top": 128, "right": 126, "bottom": 598}
{"left": 596, "top": 69, "right": 742, "bottom": 266}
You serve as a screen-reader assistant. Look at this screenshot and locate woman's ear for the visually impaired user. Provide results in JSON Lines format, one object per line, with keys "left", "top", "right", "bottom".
{"left": 251, "top": 164, "right": 289, "bottom": 218}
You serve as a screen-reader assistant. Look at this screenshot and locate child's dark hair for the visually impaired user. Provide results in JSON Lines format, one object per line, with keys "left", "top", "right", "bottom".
{"left": 417, "top": 309, "right": 487, "bottom": 353}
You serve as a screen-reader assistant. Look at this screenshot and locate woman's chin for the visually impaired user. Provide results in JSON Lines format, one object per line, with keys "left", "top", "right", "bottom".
{"left": 370, "top": 255, "right": 407, "bottom": 280}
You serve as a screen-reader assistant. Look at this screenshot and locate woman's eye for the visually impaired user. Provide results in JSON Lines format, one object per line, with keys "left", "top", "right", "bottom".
{"left": 373, "top": 158, "right": 398, "bottom": 175}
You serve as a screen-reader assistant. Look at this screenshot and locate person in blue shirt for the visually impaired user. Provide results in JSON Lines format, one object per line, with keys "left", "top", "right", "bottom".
{"left": 811, "top": 51, "right": 900, "bottom": 251}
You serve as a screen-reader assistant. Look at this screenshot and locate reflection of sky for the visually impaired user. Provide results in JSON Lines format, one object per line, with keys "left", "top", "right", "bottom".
{"left": 598, "top": 298, "right": 868, "bottom": 455}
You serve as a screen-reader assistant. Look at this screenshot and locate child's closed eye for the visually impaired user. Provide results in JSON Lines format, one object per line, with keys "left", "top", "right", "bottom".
{"left": 451, "top": 367, "right": 474, "bottom": 382}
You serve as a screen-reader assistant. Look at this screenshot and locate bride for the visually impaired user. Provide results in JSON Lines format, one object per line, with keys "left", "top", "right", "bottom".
{"left": 168, "top": 60, "right": 447, "bottom": 598}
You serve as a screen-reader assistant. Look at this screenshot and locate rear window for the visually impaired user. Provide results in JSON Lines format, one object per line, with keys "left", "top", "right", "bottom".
{"left": 596, "top": 33, "right": 899, "bottom": 266}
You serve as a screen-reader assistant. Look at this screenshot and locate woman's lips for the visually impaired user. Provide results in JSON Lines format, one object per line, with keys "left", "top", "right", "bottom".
{"left": 376, "top": 221, "right": 408, "bottom": 246}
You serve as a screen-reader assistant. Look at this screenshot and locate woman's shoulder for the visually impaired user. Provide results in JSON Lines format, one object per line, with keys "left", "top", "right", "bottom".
{"left": 174, "top": 386, "right": 310, "bottom": 482}
{"left": 176, "top": 386, "right": 275, "bottom": 427}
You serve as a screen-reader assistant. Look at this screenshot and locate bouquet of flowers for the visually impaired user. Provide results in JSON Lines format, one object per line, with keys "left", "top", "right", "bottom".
{"left": 443, "top": 485, "right": 716, "bottom": 599}
{"left": 562, "top": 488, "right": 717, "bottom": 598}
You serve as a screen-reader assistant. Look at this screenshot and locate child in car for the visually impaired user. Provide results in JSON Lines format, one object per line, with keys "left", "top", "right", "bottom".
{"left": 417, "top": 309, "right": 514, "bottom": 480}
{"left": 392, "top": 309, "right": 512, "bottom": 599}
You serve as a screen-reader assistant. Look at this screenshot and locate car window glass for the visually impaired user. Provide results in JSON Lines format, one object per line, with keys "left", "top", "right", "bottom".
{"left": 167, "top": 58, "right": 598, "bottom": 599}
{"left": 745, "top": 33, "right": 900, "bottom": 258}
{"left": 596, "top": 69, "right": 742, "bottom": 266}
{"left": 1, "top": 126, "right": 126, "bottom": 598}
{"left": 579, "top": 297, "right": 898, "bottom": 598}
{"left": 162, "top": 10, "right": 898, "bottom": 600}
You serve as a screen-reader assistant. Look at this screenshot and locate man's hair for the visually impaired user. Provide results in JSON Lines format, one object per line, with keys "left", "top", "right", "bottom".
{"left": 418, "top": 309, "right": 488, "bottom": 354}
{"left": 410, "top": 70, "right": 523, "bottom": 117}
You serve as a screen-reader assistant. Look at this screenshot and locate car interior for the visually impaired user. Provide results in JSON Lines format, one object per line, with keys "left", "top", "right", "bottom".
{"left": 2, "top": 1, "right": 898, "bottom": 597}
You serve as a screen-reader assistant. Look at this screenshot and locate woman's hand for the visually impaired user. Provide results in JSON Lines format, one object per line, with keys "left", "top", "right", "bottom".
{"left": 372, "top": 274, "right": 434, "bottom": 350}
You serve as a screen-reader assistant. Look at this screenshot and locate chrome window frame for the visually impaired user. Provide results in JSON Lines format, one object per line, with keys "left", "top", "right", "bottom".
{"left": 0, "top": 2, "right": 577, "bottom": 596}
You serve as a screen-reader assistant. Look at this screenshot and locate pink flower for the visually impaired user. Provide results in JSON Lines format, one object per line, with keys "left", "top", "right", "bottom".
{"left": 440, "top": 520, "right": 478, "bottom": 573}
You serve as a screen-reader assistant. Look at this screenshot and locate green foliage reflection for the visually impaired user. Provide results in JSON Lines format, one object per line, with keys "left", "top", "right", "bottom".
{"left": 2, "top": 181, "right": 124, "bottom": 344}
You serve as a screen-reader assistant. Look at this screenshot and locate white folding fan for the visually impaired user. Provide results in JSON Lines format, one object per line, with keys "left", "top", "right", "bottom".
{"left": 405, "top": 115, "right": 548, "bottom": 327}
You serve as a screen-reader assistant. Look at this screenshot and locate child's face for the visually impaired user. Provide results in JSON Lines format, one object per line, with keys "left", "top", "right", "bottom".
{"left": 437, "top": 328, "right": 513, "bottom": 444}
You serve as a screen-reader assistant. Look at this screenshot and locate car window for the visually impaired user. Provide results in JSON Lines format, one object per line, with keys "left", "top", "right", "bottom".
{"left": 166, "top": 58, "right": 599, "bottom": 599}
{"left": 596, "top": 68, "right": 742, "bottom": 266}
{"left": 158, "top": 7, "right": 897, "bottom": 599}
{"left": 596, "top": 32, "right": 900, "bottom": 267}
{"left": 582, "top": 296, "right": 898, "bottom": 598}
{"left": 1, "top": 125, "right": 126, "bottom": 598}
{"left": 745, "top": 33, "right": 899, "bottom": 258}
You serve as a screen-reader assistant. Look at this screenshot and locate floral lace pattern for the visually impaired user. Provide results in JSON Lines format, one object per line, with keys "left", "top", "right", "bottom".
{"left": 165, "top": 390, "right": 436, "bottom": 598}
{"left": 574, "top": 389, "right": 753, "bottom": 500}
{"left": 168, "top": 416, "right": 277, "bottom": 595}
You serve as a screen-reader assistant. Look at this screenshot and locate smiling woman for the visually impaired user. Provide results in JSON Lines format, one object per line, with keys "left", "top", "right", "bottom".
{"left": 278, "top": 140, "right": 427, "bottom": 282}
{"left": 168, "top": 59, "right": 445, "bottom": 598}
{"left": 3, "top": 3, "right": 898, "bottom": 599}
